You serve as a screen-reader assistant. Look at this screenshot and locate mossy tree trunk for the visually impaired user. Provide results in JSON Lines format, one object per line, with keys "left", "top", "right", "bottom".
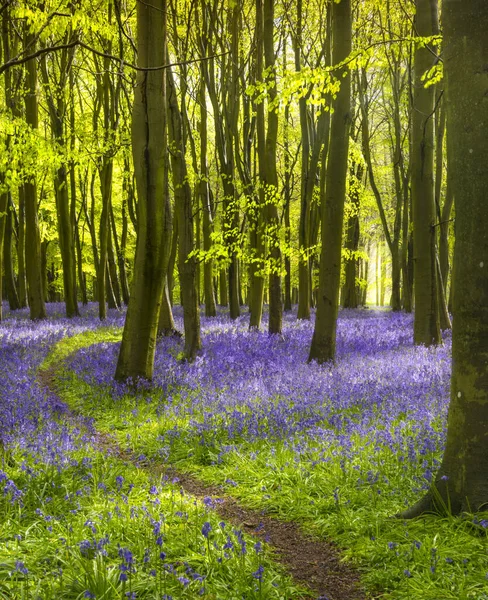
{"left": 115, "top": 0, "right": 171, "bottom": 382}
{"left": 401, "top": 0, "right": 488, "bottom": 517}
{"left": 309, "top": 0, "right": 351, "bottom": 363}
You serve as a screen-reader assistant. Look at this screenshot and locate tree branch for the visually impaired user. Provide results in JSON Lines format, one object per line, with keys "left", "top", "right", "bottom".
{"left": 0, "top": 38, "right": 230, "bottom": 76}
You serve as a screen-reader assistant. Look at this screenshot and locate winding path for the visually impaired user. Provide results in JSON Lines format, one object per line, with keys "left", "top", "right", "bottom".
{"left": 40, "top": 356, "right": 367, "bottom": 600}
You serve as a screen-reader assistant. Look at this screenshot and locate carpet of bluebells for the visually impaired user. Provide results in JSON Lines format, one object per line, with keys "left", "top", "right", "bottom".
{"left": 0, "top": 304, "right": 299, "bottom": 600}
{"left": 2, "top": 303, "right": 488, "bottom": 599}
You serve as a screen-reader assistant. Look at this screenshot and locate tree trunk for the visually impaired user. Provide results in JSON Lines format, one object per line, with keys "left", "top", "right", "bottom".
{"left": 4, "top": 198, "right": 20, "bottom": 310}
{"left": 115, "top": 0, "right": 171, "bottom": 382}
{"left": 401, "top": 0, "right": 488, "bottom": 516}
{"left": 111, "top": 203, "right": 130, "bottom": 305}
{"left": 40, "top": 44, "right": 79, "bottom": 317}
{"left": 158, "top": 278, "right": 180, "bottom": 337}
{"left": 167, "top": 65, "right": 201, "bottom": 361}
{"left": 411, "top": 0, "right": 441, "bottom": 345}
{"left": 23, "top": 29, "right": 46, "bottom": 320}
{"left": 198, "top": 78, "right": 216, "bottom": 317}
{"left": 342, "top": 164, "right": 363, "bottom": 308}
{"left": 0, "top": 190, "right": 8, "bottom": 319}
{"left": 309, "top": 0, "right": 351, "bottom": 362}
{"left": 263, "top": 0, "right": 282, "bottom": 335}
{"left": 248, "top": 0, "right": 266, "bottom": 330}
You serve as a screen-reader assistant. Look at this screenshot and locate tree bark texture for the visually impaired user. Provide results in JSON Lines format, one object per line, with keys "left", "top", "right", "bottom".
{"left": 412, "top": 0, "right": 441, "bottom": 345}
{"left": 402, "top": 0, "right": 488, "bottom": 516}
{"left": 309, "top": 0, "right": 351, "bottom": 363}
{"left": 115, "top": 0, "right": 171, "bottom": 381}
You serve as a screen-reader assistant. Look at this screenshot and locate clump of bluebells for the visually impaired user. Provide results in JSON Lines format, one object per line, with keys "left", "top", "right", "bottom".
{"left": 0, "top": 303, "right": 302, "bottom": 599}
{"left": 66, "top": 306, "right": 487, "bottom": 599}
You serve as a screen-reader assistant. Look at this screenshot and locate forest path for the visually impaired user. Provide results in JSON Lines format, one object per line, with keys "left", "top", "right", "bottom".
{"left": 39, "top": 357, "right": 367, "bottom": 600}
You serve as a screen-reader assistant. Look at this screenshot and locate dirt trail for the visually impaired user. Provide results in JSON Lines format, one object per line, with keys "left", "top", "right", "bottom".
{"left": 39, "top": 365, "right": 367, "bottom": 600}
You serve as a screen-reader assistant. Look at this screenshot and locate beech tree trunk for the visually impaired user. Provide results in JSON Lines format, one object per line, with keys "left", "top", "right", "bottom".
{"left": 115, "top": 0, "right": 171, "bottom": 382}
{"left": 411, "top": 0, "right": 441, "bottom": 345}
{"left": 23, "top": 29, "right": 46, "bottom": 320}
{"left": 167, "top": 65, "right": 201, "bottom": 361}
{"left": 309, "top": 0, "right": 351, "bottom": 362}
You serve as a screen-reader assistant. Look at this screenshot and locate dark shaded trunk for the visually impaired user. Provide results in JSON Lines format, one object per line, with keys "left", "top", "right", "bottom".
{"left": 4, "top": 198, "right": 20, "bottom": 310}
{"left": 167, "top": 64, "right": 201, "bottom": 360}
{"left": 411, "top": 0, "right": 440, "bottom": 345}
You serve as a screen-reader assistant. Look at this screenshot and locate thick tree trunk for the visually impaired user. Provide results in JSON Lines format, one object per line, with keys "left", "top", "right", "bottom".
{"left": 401, "top": 0, "right": 488, "bottom": 516}
{"left": 115, "top": 0, "right": 171, "bottom": 382}
{"left": 411, "top": 0, "right": 441, "bottom": 345}
{"left": 309, "top": 0, "right": 351, "bottom": 362}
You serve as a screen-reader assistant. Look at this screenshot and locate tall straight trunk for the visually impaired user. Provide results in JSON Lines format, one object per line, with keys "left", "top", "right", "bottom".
{"left": 75, "top": 216, "right": 88, "bottom": 305}
{"left": 200, "top": 2, "right": 240, "bottom": 318}
{"left": 17, "top": 187, "right": 27, "bottom": 307}
{"left": 439, "top": 178, "right": 453, "bottom": 294}
{"left": 23, "top": 28, "right": 46, "bottom": 320}
{"left": 295, "top": 0, "right": 310, "bottom": 320}
{"left": 249, "top": 0, "right": 267, "bottom": 330}
{"left": 167, "top": 65, "right": 201, "bottom": 360}
{"left": 198, "top": 79, "right": 216, "bottom": 317}
{"left": 107, "top": 225, "right": 121, "bottom": 308}
{"left": 0, "top": 189, "right": 7, "bottom": 318}
{"left": 1, "top": 10, "right": 19, "bottom": 317}
{"left": 41, "top": 240, "right": 49, "bottom": 302}
{"left": 98, "top": 154, "right": 113, "bottom": 318}
{"left": 295, "top": 3, "right": 332, "bottom": 320}
{"left": 283, "top": 86, "right": 292, "bottom": 311}
{"left": 309, "top": 0, "right": 351, "bottom": 362}
{"left": 225, "top": 4, "right": 241, "bottom": 320}
{"left": 380, "top": 241, "right": 387, "bottom": 307}
{"left": 411, "top": 0, "right": 441, "bottom": 345}
{"left": 111, "top": 203, "right": 130, "bottom": 305}
{"left": 263, "top": 0, "right": 282, "bottom": 334}
{"left": 40, "top": 45, "right": 79, "bottom": 317}
{"left": 219, "top": 268, "right": 228, "bottom": 306}
{"left": 115, "top": 0, "right": 171, "bottom": 381}
{"left": 0, "top": 189, "right": 6, "bottom": 316}
{"left": 359, "top": 69, "right": 402, "bottom": 310}
{"left": 167, "top": 219, "right": 177, "bottom": 305}
{"left": 4, "top": 198, "right": 20, "bottom": 310}
{"left": 342, "top": 164, "right": 362, "bottom": 308}
{"left": 402, "top": 0, "right": 488, "bottom": 517}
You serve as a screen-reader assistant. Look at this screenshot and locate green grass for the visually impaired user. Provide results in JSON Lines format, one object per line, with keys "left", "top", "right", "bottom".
{"left": 43, "top": 330, "right": 488, "bottom": 599}
{"left": 0, "top": 329, "right": 308, "bottom": 600}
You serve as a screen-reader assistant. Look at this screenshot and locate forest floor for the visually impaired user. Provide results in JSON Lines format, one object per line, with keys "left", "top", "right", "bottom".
{"left": 1, "top": 304, "right": 487, "bottom": 600}
{"left": 42, "top": 360, "right": 365, "bottom": 600}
